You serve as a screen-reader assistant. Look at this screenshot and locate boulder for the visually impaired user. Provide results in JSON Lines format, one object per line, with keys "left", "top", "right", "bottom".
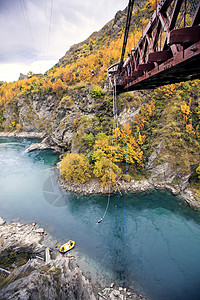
{"left": 0, "top": 217, "right": 5, "bottom": 226}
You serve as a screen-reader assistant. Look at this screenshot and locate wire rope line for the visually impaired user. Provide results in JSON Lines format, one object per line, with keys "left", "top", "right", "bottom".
{"left": 46, "top": 0, "right": 54, "bottom": 57}
{"left": 19, "top": 0, "right": 35, "bottom": 52}
{"left": 96, "top": 124, "right": 114, "bottom": 224}
{"left": 96, "top": 150, "right": 112, "bottom": 223}
{"left": 122, "top": 81, "right": 129, "bottom": 285}
{"left": 44, "top": 0, "right": 48, "bottom": 60}
{"left": 96, "top": 80, "right": 118, "bottom": 224}
{"left": 113, "top": 77, "right": 119, "bottom": 130}
{"left": 119, "top": 0, "right": 135, "bottom": 73}
{"left": 115, "top": 78, "right": 119, "bottom": 129}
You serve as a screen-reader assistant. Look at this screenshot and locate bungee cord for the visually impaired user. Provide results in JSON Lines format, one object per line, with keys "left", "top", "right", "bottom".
{"left": 122, "top": 80, "right": 129, "bottom": 285}
{"left": 96, "top": 78, "right": 118, "bottom": 224}
{"left": 96, "top": 130, "right": 113, "bottom": 224}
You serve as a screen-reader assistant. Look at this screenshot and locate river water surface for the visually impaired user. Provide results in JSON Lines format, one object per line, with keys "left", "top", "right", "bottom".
{"left": 0, "top": 137, "right": 200, "bottom": 300}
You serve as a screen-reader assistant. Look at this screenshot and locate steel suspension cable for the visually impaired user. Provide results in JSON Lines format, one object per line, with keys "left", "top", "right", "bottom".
{"left": 46, "top": 0, "right": 54, "bottom": 57}
{"left": 44, "top": 0, "right": 48, "bottom": 59}
{"left": 118, "top": 0, "right": 135, "bottom": 73}
{"left": 20, "top": 0, "right": 35, "bottom": 50}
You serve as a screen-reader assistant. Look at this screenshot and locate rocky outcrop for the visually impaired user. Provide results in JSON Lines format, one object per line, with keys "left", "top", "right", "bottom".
{"left": 0, "top": 218, "right": 96, "bottom": 300}
{"left": 0, "top": 219, "right": 45, "bottom": 254}
{"left": 2, "top": 93, "right": 57, "bottom": 134}
{"left": 18, "top": 73, "right": 27, "bottom": 80}
{"left": 180, "top": 189, "right": 200, "bottom": 210}
{"left": 27, "top": 136, "right": 60, "bottom": 152}
{"left": 23, "top": 84, "right": 112, "bottom": 152}
{"left": 0, "top": 257, "right": 96, "bottom": 300}
{"left": 0, "top": 217, "right": 6, "bottom": 226}
{"left": 0, "top": 217, "right": 148, "bottom": 300}
{"left": 2, "top": 87, "right": 199, "bottom": 209}
{"left": 143, "top": 141, "right": 200, "bottom": 207}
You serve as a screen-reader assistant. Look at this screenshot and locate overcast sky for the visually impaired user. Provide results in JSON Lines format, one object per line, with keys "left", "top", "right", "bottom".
{"left": 0, "top": 0, "right": 128, "bottom": 82}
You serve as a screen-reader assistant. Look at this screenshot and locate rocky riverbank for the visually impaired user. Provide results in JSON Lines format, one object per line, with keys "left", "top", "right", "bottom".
{"left": 59, "top": 174, "right": 200, "bottom": 210}
{"left": 0, "top": 131, "right": 44, "bottom": 139}
{"left": 0, "top": 217, "right": 148, "bottom": 300}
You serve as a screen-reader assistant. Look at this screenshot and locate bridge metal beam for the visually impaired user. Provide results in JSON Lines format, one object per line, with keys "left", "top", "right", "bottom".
{"left": 124, "top": 41, "right": 200, "bottom": 91}
{"left": 108, "top": 0, "right": 200, "bottom": 92}
{"left": 170, "top": 26, "right": 200, "bottom": 44}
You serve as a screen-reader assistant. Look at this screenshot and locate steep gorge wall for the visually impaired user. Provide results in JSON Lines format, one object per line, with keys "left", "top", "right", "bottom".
{"left": 3, "top": 93, "right": 57, "bottom": 133}
{"left": 2, "top": 82, "right": 200, "bottom": 206}
{"left": 1, "top": 1, "right": 200, "bottom": 203}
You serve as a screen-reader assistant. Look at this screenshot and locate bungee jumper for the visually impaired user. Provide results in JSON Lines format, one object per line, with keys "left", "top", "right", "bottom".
{"left": 97, "top": 218, "right": 103, "bottom": 224}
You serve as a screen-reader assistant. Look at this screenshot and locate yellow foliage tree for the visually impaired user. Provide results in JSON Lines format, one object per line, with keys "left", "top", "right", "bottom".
{"left": 93, "top": 157, "right": 121, "bottom": 188}
{"left": 181, "top": 101, "right": 191, "bottom": 122}
{"left": 186, "top": 119, "right": 195, "bottom": 135}
{"left": 113, "top": 125, "right": 144, "bottom": 166}
{"left": 196, "top": 164, "right": 200, "bottom": 179}
{"left": 60, "top": 153, "right": 91, "bottom": 184}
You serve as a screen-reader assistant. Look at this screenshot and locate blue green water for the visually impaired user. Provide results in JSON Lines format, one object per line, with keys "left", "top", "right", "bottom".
{"left": 1, "top": 137, "right": 200, "bottom": 300}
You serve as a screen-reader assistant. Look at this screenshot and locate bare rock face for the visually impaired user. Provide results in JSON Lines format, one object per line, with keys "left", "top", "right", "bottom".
{"left": 0, "top": 217, "right": 6, "bottom": 226}
{"left": 0, "top": 218, "right": 96, "bottom": 300}
{"left": 144, "top": 141, "right": 185, "bottom": 192}
{"left": 18, "top": 73, "right": 27, "bottom": 80}
{"left": 0, "top": 218, "right": 45, "bottom": 253}
{"left": 0, "top": 257, "right": 96, "bottom": 300}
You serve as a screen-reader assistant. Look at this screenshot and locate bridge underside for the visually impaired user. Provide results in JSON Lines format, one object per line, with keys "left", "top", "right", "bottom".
{"left": 109, "top": 0, "right": 200, "bottom": 93}
{"left": 120, "top": 42, "right": 200, "bottom": 91}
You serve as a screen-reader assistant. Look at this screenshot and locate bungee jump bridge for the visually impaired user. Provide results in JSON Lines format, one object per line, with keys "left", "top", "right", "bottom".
{"left": 108, "top": 0, "right": 200, "bottom": 92}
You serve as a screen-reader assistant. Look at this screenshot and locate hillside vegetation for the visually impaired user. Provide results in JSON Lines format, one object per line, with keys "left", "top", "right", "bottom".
{"left": 0, "top": 0, "right": 200, "bottom": 197}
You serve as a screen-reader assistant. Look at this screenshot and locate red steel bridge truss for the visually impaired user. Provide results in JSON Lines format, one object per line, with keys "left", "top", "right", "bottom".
{"left": 108, "top": 0, "right": 200, "bottom": 92}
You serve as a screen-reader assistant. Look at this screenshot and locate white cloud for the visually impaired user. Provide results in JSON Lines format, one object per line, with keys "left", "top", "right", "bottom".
{"left": 0, "top": 59, "right": 57, "bottom": 82}
{"left": 0, "top": 0, "right": 128, "bottom": 82}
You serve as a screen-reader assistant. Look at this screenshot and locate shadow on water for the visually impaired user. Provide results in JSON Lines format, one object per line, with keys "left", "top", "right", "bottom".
{"left": 65, "top": 191, "right": 200, "bottom": 299}
{"left": 67, "top": 190, "right": 200, "bottom": 226}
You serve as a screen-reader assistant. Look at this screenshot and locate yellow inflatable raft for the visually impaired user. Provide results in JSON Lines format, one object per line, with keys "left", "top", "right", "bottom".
{"left": 59, "top": 240, "right": 75, "bottom": 253}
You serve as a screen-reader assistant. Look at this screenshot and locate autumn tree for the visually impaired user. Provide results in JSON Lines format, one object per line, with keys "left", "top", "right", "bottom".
{"left": 60, "top": 153, "right": 91, "bottom": 184}
{"left": 196, "top": 164, "right": 200, "bottom": 180}
{"left": 93, "top": 157, "right": 121, "bottom": 188}
{"left": 181, "top": 101, "right": 191, "bottom": 122}
{"left": 113, "top": 125, "right": 144, "bottom": 166}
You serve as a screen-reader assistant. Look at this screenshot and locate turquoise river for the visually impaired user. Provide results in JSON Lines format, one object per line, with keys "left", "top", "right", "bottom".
{"left": 0, "top": 137, "right": 200, "bottom": 300}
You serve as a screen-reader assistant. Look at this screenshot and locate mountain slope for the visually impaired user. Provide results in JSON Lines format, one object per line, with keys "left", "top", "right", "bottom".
{"left": 0, "top": 0, "right": 200, "bottom": 204}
